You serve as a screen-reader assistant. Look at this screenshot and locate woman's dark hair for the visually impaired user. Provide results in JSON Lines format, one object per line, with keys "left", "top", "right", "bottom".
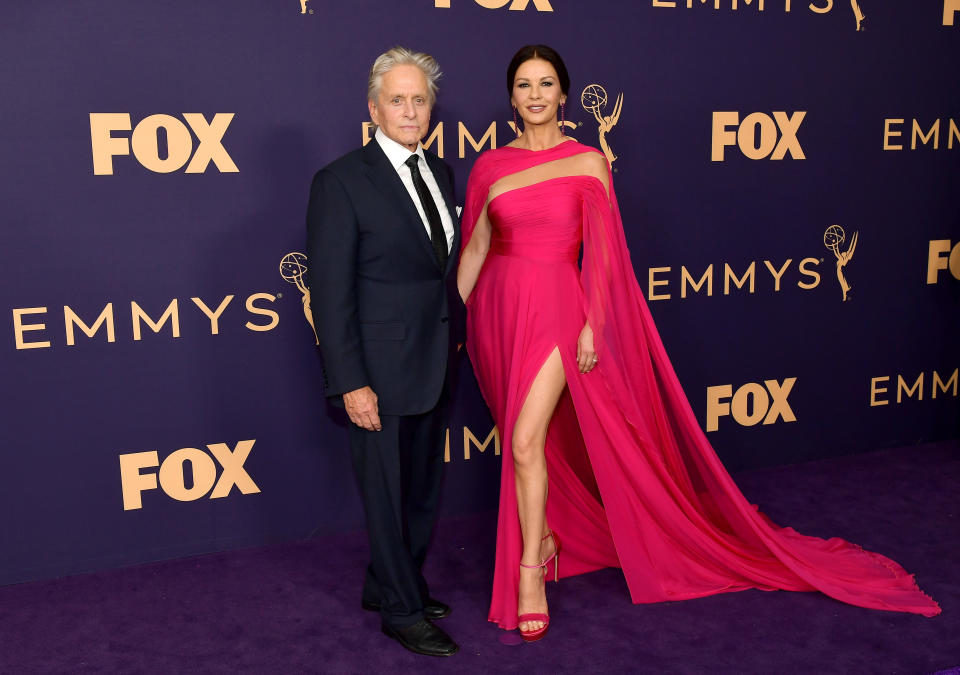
{"left": 506, "top": 44, "right": 570, "bottom": 98}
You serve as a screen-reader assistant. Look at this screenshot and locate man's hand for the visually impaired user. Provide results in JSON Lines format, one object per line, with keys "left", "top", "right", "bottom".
{"left": 343, "top": 386, "right": 382, "bottom": 431}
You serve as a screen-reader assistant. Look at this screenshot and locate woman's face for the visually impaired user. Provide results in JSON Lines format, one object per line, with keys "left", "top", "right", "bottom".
{"left": 511, "top": 58, "right": 566, "bottom": 129}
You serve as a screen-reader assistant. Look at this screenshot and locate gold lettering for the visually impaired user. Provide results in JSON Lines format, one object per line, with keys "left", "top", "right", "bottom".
{"left": 13, "top": 307, "right": 51, "bottom": 350}
{"left": 158, "top": 448, "right": 217, "bottom": 501}
{"left": 459, "top": 121, "right": 496, "bottom": 158}
{"left": 422, "top": 122, "right": 444, "bottom": 158}
{"left": 706, "top": 384, "right": 733, "bottom": 432}
{"left": 770, "top": 111, "right": 805, "bottom": 160}
{"left": 648, "top": 266, "right": 672, "bottom": 301}
{"left": 897, "top": 373, "right": 924, "bottom": 403}
{"left": 883, "top": 119, "right": 904, "bottom": 151}
{"left": 808, "top": 0, "right": 831, "bottom": 13}
{"left": 119, "top": 451, "right": 159, "bottom": 510}
{"left": 738, "top": 113, "right": 777, "bottom": 160}
{"left": 207, "top": 440, "right": 260, "bottom": 498}
{"left": 508, "top": 0, "right": 554, "bottom": 9}
{"left": 444, "top": 427, "right": 450, "bottom": 462}
{"left": 191, "top": 295, "right": 234, "bottom": 335}
{"left": 681, "top": 265, "right": 713, "bottom": 298}
{"left": 362, "top": 122, "right": 376, "bottom": 147}
{"left": 183, "top": 113, "right": 238, "bottom": 173}
{"left": 245, "top": 293, "right": 280, "bottom": 331}
{"left": 475, "top": 0, "right": 510, "bottom": 6}
{"left": 131, "top": 299, "right": 180, "bottom": 341}
{"left": 64, "top": 304, "right": 115, "bottom": 346}
{"left": 869, "top": 376, "right": 889, "bottom": 407}
{"left": 763, "top": 378, "right": 797, "bottom": 424}
{"left": 89, "top": 113, "right": 131, "bottom": 175}
{"left": 911, "top": 119, "right": 940, "bottom": 150}
{"left": 464, "top": 426, "right": 500, "bottom": 460}
{"left": 763, "top": 259, "right": 792, "bottom": 291}
{"left": 711, "top": 111, "right": 739, "bottom": 161}
{"left": 797, "top": 257, "right": 821, "bottom": 289}
{"left": 945, "top": 0, "right": 960, "bottom": 25}
{"left": 652, "top": 0, "right": 677, "bottom": 5}
{"left": 723, "top": 262, "right": 756, "bottom": 294}
{"left": 927, "top": 240, "right": 952, "bottom": 284}
{"left": 130, "top": 114, "right": 193, "bottom": 173}
{"left": 950, "top": 119, "right": 960, "bottom": 149}
{"left": 731, "top": 382, "right": 768, "bottom": 426}
{"left": 932, "top": 369, "right": 958, "bottom": 398}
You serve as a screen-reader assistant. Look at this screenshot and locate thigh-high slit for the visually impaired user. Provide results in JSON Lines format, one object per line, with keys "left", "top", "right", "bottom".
{"left": 462, "top": 143, "right": 940, "bottom": 630}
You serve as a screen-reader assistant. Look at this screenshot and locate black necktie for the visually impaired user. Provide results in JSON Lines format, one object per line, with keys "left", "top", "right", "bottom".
{"left": 404, "top": 154, "right": 448, "bottom": 269}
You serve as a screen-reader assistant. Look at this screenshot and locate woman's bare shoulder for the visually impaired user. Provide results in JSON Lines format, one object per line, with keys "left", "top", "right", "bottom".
{"left": 569, "top": 147, "right": 609, "bottom": 191}
{"left": 576, "top": 147, "right": 608, "bottom": 175}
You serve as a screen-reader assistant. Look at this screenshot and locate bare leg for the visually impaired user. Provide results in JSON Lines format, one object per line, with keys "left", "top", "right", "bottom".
{"left": 512, "top": 347, "right": 567, "bottom": 633}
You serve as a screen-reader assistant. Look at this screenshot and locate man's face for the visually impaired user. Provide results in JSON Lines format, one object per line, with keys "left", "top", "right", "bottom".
{"left": 368, "top": 64, "right": 432, "bottom": 152}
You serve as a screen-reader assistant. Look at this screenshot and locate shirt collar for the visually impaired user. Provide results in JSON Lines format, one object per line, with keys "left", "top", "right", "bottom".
{"left": 375, "top": 127, "right": 425, "bottom": 171}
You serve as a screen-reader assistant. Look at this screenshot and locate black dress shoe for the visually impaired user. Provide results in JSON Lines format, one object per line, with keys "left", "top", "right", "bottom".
{"left": 362, "top": 597, "right": 451, "bottom": 620}
{"left": 381, "top": 619, "right": 458, "bottom": 657}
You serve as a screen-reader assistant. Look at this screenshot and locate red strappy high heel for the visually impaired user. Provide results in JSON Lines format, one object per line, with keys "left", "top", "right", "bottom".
{"left": 517, "top": 531, "right": 562, "bottom": 642}
{"left": 541, "top": 530, "right": 561, "bottom": 582}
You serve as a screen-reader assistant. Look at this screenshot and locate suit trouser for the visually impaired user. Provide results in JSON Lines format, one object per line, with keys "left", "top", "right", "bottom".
{"left": 348, "top": 399, "right": 446, "bottom": 629}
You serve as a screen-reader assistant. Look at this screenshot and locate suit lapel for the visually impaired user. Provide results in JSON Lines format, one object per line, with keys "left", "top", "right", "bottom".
{"left": 362, "top": 141, "right": 438, "bottom": 265}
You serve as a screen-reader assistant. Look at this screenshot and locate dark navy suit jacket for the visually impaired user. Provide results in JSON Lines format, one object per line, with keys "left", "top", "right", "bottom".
{"left": 306, "top": 140, "right": 465, "bottom": 416}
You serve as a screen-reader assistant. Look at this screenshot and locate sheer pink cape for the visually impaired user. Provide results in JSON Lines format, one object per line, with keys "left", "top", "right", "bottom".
{"left": 460, "top": 141, "right": 940, "bottom": 629}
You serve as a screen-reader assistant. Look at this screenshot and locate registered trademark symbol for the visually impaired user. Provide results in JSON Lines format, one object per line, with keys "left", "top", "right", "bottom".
{"left": 309, "top": 8, "right": 314, "bottom": 13}
{"left": 277, "top": 292, "right": 283, "bottom": 299}
{"left": 819, "top": 258, "right": 824, "bottom": 262}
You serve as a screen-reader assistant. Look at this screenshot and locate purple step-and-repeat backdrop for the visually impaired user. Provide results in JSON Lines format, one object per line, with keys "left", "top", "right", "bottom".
{"left": 1, "top": 1, "right": 957, "bottom": 586}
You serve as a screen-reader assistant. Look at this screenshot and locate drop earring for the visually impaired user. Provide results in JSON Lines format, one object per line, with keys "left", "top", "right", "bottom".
{"left": 513, "top": 106, "right": 521, "bottom": 138}
{"left": 560, "top": 102, "right": 566, "bottom": 136}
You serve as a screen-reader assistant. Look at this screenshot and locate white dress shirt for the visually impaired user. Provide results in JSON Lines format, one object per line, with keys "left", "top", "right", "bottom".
{"left": 375, "top": 127, "right": 454, "bottom": 254}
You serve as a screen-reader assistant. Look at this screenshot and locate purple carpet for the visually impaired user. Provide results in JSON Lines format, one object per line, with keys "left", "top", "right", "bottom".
{"left": 1, "top": 441, "right": 956, "bottom": 673}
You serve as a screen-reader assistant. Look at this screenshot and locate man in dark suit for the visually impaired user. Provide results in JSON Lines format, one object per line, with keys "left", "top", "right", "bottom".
{"left": 305, "top": 47, "right": 464, "bottom": 657}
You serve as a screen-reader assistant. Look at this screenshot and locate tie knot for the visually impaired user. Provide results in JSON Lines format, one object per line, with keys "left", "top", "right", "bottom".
{"left": 405, "top": 154, "right": 420, "bottom": 169}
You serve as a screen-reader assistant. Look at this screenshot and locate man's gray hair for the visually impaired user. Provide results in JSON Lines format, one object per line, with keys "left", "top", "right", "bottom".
{"left": 367, "top": 47, "right": 441, "bottom": 105}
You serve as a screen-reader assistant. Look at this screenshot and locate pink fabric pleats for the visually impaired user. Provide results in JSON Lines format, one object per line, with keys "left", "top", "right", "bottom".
{"left": 460, "top": 141, "right": 940, "bottom": 631}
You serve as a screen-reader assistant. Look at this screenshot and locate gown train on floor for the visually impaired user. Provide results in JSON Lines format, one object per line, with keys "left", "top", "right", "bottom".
{"left": 460, "top": 141, "right": 940, "bottom": 630}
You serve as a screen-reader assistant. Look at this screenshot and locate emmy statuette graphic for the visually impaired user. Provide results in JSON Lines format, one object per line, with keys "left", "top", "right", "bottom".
{"left": 280, "top": 252, "right": 319, "bottom": 344}
{"left": 851, "top": 0, "right": 866, "bottom": 31}
{"left": 824, "top": 225, "right": 858, "bottom": 302}
{"left": 581, "top": 83, "right": 622, "bottom": 167}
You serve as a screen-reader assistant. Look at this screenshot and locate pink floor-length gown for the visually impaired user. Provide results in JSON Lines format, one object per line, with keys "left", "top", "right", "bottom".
{"left": 461, "top": 140, "right": 940, "bottom": 631}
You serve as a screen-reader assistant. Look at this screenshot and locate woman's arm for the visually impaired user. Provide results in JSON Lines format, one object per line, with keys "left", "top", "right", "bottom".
{"left": 457, "top": 204, "right": 492, "bottom": 303}
{"left": 576, "top": 150, "right": 613, "bottom": 373}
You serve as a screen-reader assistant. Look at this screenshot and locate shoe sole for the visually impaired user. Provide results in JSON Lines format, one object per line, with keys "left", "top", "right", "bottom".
{"left": 381, "top": 625, "right": 459, "bottom": 657}
{"left": 363, "top": 601, "right": 451, "bottom": 620}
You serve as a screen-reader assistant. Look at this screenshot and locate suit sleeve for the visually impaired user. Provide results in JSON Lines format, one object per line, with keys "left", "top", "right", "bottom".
{"left": 305, "top": 168, "right": 370, "bottom": 398}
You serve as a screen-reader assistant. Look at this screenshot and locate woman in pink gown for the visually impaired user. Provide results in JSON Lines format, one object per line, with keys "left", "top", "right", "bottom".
{"left": 456, "top": 45, "right": 940, "bottom": 639}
